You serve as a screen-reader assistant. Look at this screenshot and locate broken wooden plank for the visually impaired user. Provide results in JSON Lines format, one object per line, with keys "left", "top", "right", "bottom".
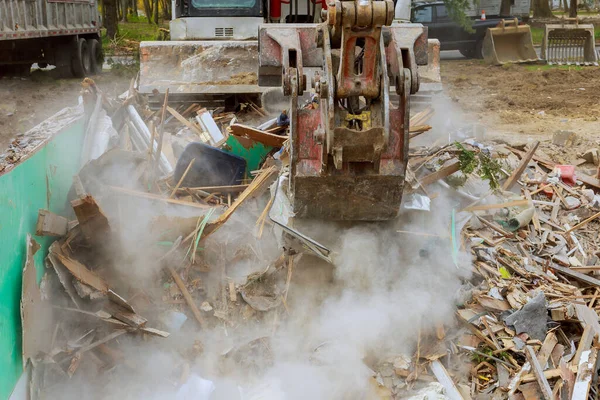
{"left": 550, "top": 264, "right": 600, "bottom": 288}
{"left": 508, "top": 362, "right": 531, "bottom": 396}
{"left": 107, "top": 289, "right": 135, "bottom": 313}
{"left": 521, "top": 366, "right": 577, "bottom": 383}
{"left": 571, "top": 348, "right": 597, "bottom": 400}
{"left": 573, "top": 325, "right": 594, "bottom": 366}
{"left": 463, "top": 199, "right": 531, "bottom": 213}
{"left": 537, "top": 332, "right": 558, "bottom": 368}
{"left": 104, "top": 302, "right": 147, "bottom": 328}
{"left": 47, "top": 242, "right": 84, "bottom": 309}
{"left": 36, "top": 209, "right": 68, "bottom": 237}
{"left": 21, "top": 235, "right": 51, "bottom": 367}
{"left": 503, "top": 141, "right": 539, "bottom": 191}
{"left": 51, "top": 251, "right": 109, "bottom": 293}
{"left": 203, "top": 166, "right": 277, "bottom": 238}
{"left": 229, "top": 124, "right": 287, "bottom": 147}
{"left": 563, "top": 211, "right": 600, "bottom": 235}
{"left": 430, "top": 360, "right": 465, "bottom": 400}
{"left": 109, "top": 185, "right": 212, "bottom": 209}
{"left": 420, "top": 161, "right": 460, "bottom": 187}
{"left": 140, "top": 327, "right": 170, "bottom": 338}
{"left": 524, "top": 345, "right": 553, "bottom": 400}
{"left": 167, "top": 266, "right": 206, "bottom": 330}
{"left": 167, "top": 106, "right": 204, "bottom": 137}
{"left": 71, "top": 195, "right": 110, "bottom": 242}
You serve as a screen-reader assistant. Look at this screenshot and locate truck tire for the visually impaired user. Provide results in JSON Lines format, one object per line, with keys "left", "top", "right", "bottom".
{"left": 459, "top": 48, "right": 475, "bottom": 59}
{"left": 88, "top": 38, "right": 103, "bottom": 74}
{"left": 475, "top": 40, "right": 484, "bottom": 59}
{"left": 71, "top": 38, "right": 91, "bottom": 78}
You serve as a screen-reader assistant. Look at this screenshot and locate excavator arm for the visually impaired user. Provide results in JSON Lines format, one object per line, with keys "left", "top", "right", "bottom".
{"left": 258, "top": 0, "right": 428, "bottom": 220}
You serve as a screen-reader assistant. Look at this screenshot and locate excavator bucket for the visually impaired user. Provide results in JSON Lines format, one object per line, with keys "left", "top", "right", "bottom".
{"left": 482, "top": 19, "right": 538, "bottom": 65}
{"left": 139, "top": 41, "right": 263, "bottom": 106}
{"left": 542, "top": 22, "right": 598, "bottom": 65}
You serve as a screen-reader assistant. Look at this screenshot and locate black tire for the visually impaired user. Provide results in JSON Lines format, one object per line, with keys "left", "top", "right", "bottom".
{"left": 88, "top": 38, "right": 103, "bottom": 74}
{"left": 71, "top": 38, "right": 91, "bottom": 78}
{"left": 459, "top": 48, "right": 475, "bottom": 58}
{"left": 474, "top": 40, "right": 484, "bottom": 59}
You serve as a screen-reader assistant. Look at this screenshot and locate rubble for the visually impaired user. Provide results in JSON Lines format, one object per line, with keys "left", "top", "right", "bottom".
{"left": 12, "top": 78, "right": 600, "bottom": 400}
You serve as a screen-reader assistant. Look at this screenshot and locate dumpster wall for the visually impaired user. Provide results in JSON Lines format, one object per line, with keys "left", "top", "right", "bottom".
{"left": 0, "top": 107, "right": 85, "bottom": 399}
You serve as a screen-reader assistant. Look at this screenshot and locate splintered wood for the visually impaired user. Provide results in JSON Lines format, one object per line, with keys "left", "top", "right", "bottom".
{"left": 449, "top": 139, "right": 600, "bottom": 399}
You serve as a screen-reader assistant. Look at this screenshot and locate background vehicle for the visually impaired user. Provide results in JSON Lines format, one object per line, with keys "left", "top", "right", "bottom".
{"left": 0, "top": 0, "right": 103, "bottom": 77}
{"left": 411, "top": 0, "right": 525, "bottom": 58}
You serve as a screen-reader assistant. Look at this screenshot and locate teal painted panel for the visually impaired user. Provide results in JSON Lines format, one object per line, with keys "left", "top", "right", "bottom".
{"left": 0, "top": 119, "right": 85, "bottom": 400}
{"left": 223, "top": 136, "right": 273, "bottom": 178}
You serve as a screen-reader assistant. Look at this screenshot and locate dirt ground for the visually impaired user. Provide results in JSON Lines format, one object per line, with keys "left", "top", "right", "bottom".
{"left": 0, "top": 70, "right": 131, "bottom": 153}
{"left": 441, "top": 59, "right": 600, "bottom": 169}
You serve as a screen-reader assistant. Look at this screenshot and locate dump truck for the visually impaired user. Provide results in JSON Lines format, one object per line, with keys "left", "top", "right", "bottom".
{"left": 0, "top": 0, "right": 103, "bottom": 77}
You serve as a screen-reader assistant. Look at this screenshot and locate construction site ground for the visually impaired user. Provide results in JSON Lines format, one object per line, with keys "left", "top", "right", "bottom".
{"left": 441, "top": 59, "right": 600, "bottom": 139}
{"left": 3, "top": 59, "right": 600, "bottom": 157}
{"left": 0, "top": 70, "right": 132, "bottom": 153}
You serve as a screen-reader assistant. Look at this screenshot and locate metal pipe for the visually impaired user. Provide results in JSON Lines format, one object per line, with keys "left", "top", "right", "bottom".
{"left": 270, "top": 0, "right": 282, "bottom": 20}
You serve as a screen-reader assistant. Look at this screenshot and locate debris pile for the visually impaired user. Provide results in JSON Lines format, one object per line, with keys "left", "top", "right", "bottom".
{"left": 16, "top": 79, "right": 600, "bottom": 399}
{"left": 394, "top": 138, "right": 600, "bottom": 399}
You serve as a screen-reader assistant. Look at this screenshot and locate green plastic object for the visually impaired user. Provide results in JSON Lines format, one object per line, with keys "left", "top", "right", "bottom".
{"left": 0, "top": 118, "right": 86, "bottom": 399}
{"left": 222, "top": 136, "right": 273, "bottom": 179}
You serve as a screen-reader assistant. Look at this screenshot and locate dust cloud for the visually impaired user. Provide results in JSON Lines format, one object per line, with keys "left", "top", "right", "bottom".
{"left": 42, "top": 99, "right": 475, "bottom": 399}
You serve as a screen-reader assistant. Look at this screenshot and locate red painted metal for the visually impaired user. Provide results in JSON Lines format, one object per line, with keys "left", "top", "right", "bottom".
{"left": 270, "top": 0, "right": 282, "bottom": 19}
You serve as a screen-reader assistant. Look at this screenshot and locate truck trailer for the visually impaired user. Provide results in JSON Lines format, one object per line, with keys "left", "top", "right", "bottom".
{"left": 0, "top": 0, "right": 103, "bottom": 77}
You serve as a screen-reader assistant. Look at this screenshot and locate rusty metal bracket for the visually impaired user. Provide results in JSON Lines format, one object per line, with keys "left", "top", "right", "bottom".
{"left": 386, "top": 24, "right": 426, "bottom": 96}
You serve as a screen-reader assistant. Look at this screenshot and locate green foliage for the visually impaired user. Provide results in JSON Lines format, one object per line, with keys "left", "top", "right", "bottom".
{"left": 456, "top": 142, "right": 477, "bottom": 174}
{"left": 471, "top": 346, "right": 511, "bottom": 364}
{"left": 444, "top": 0, "right": 477, "bottom": 33}
{"left": 455, "top": 142, "right": 504, "bottom": 190}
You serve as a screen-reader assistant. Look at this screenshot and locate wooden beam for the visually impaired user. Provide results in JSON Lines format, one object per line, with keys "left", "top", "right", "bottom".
{"left": 36, "top": 209, "right": 68, "bottom": 237}
{"left": 524, "top": 345, "right": 553, "bottom": 400}
{"left": 563, "top": 211, "right": 600, "bottom": 235}
{"left": 109, "top": 186, "right": 212, "bottom": 209}
{"left": 229, "top": 124, "right": 287, "bottom": 147}
{"left": 167, "top": 266, "right": 206, "bottom": 330}
{"left": 167, "top": 106, "right": 204, "bottom": 137}
{"left": 430, "top": 360, "right": 465, "bottom": 400}
{"left": 571, "top": 349, "right": 597, "bottom": 400}
{"left": 463, "top": 199, "right": 531, "bottom": 213}
{"left": 420, "top": 161, "right": 460, "bottom": 186}
{"left": 503, "top": 141, "right": 539, "bottom": 191}
{"left": 550, "top": 264, "right": 600, "bottom": 288}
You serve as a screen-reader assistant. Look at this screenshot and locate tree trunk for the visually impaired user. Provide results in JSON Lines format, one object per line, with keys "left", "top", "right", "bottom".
{"left": 533, "top": 0, "right": 554, "bottom": 17}
{"left": 116, "top": 0, "right": 122, "bottom": 21}
{"left": 153, "top": 0, "right": 159, "bottom": 24}
{"left": 104, "top": 0, "right": 119, "bottom": 39}
{"left": 569, "top": 0, "right": 577, "bottom": 16}
{"left": 563, "top": 0, "right": 569, "bottom": 12}
{"left": 121, "top": 0, "right": 128, "bottom": 22}
{"left": 143, "top": 0, "right": 152, "bottom": 23}
{"left": 132, "top": 0, "right": 138, "bottom": 17}
{"left": 161, "top": 0, "right": 170, "bottom": 20}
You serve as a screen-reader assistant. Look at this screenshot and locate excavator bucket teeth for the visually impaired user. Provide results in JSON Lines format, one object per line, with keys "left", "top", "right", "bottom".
{"left": 542, "top": 24, "right": 598, "bottom": 65}
{"left": 139, "top": 41, "right": 263, "bottom": 101}
{"left": 482, "top": 22, "right": 538, "bottom": 65}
